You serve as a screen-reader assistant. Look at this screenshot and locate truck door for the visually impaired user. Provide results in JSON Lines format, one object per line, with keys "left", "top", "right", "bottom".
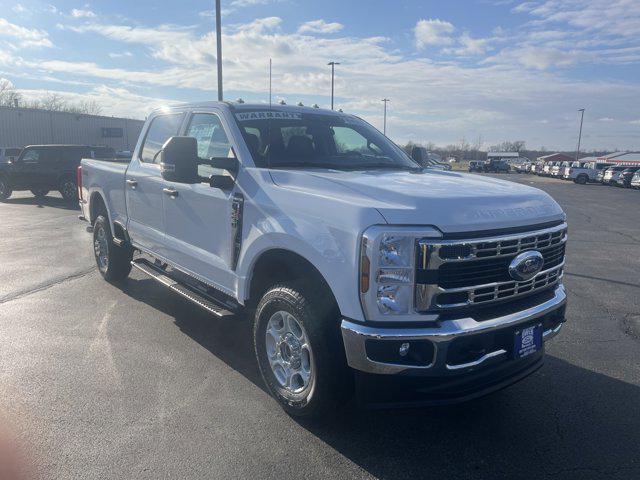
{"left": 125, "top": 113, "right": 184, "bottom": 255}
{"left": 11, "top": 147, "right": 55, "bottom": 189}
{"left": 161, "top": 111, "right": 236, "bottom": 292}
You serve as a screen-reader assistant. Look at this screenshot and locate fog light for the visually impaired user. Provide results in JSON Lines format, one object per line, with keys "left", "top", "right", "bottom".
{"left": 399, "top": 342, "right": 410, "bottom": 357}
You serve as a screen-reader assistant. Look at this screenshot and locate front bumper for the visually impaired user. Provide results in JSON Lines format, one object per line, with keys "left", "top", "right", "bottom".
{"left": 341, "top": 285, "right": 566, "bottom": 376}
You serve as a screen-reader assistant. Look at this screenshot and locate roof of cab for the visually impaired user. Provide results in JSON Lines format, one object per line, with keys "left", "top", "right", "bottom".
{"left": 150, "top": 101, "right": 348, "bottom": 117}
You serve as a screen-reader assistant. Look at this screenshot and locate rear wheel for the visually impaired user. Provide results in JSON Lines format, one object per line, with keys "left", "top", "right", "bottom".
{"left": 93, "top": 215, "right": 132, "bottom": 282}
{"left": 31, "top": 189, "right": 50, "bottom": 198}
{"left": 59, "top": 177, "right": 78, "bottom": 202}
{"left": 575, "top": 174, "right": 588, "bottom": 185}
{"left": 0, "top": 177, "right": 11, "bottom": 201}
{"left": 254, "top": 284, "right": 351, "bottom": 418}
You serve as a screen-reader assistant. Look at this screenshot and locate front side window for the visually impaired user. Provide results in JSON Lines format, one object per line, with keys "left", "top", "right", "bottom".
{"left": 21, "top": 149, "right": 40, "bottom": 162}
{"left": 185, "top": 113, "right": 232, "bottom": 178}
{"left": 140, "top": 113, "right": 184, "bottom": 163}
{"left": 233, "top": 111, "right": 418, "bottom": 170}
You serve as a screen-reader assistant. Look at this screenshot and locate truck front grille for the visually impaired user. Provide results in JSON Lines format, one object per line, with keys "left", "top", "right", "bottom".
{"left": 415, "top": 224, "right": 567, "bottom": 311}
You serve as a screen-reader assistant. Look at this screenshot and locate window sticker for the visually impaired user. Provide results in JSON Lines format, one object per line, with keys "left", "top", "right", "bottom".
{"left": 235, "top": 111, "right": 303, "bottom": 122}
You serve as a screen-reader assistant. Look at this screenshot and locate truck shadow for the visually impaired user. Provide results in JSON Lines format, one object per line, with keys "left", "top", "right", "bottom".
{"left": 3, "top": 195, "right": 78, "bottom": 211}
{"left": 116, "top": 276, "right": 640, "bottom": 479}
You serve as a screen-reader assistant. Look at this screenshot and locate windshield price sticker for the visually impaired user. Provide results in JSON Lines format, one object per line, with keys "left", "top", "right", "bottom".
{"left": 235, "top": 111, "right": 303, "bottom": 122}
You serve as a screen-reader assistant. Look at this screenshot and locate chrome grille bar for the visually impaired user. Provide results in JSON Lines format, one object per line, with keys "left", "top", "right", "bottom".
{"left": 415, "top": 223, "right": 567, "bottom": 312}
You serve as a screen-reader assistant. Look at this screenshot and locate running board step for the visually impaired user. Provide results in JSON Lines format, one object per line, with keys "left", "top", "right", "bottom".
{"left": 131, "top": 258, "right": 235, "bottom": 318}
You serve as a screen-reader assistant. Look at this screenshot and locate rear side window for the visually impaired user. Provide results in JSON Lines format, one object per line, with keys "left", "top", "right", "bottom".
{"left": 140, "top": 113, "right": 184, "bottom": 163}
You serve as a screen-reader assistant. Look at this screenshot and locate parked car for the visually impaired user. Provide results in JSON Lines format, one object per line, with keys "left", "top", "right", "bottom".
{"left": 532, "top": 161, "right": 544, "bottom": 175}
{"left": 0, "top": 144, "right": 114, "bottom": 201}
{"left": 569, "top": 162, "right": 613, "bottom": 184}
{"left": 79, "top": 101, "right": 568, "bottom": 416}
{"left": 614, "top": 167, "right": 640, "bottom": 188}
{"left": 483, "top": 158, "right": 511, "bottom": 173}
{"left": 468, "top": 160, "right": 483, "bottom": 172}
{"left": 551, "top": 161, "right": 568, "bottom": 178}
{"left": 602, "top": 166, "right": 628, "bottom": 185}
{"left": 0, "top": 147, "right": 22, "bottom": 164}
{"left": 514, "top": 162, "right": 531, "bottom": 173}
{"left": 630, "top": 170, "right": 640, "bottom": 189}
{"left": 541, "top": 162, "right": 554, "bottom": 176}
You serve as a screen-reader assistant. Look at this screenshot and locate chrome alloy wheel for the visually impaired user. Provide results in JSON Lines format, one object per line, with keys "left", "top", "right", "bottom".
{"left": 94, "top": 225, "right": 109, "bottom": 271}
{"left": 265, "top": 311, "right": 313, "bottom": 394}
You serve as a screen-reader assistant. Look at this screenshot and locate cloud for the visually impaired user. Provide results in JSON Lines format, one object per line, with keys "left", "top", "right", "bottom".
{"left": 414, "top": 18, "right": 455, "bottom": 49}
{"left": 12, "top": 4, "right": 27, "bottom": 14}
{"left": 485, "top": 46, "right": 585, "bottom": 69}
{"left": 70, "top": 9, "right": 97, "bottom": 18}
{"left": 0, "top": 18, "right": 53, "bottom": 48}
{"left": 12, "top": 14, "right": 640, "bottom": 150}
{"left": 108, "top": 51, "right": 133, "bottom": 59}
{"left": 598, "top": 117, "right": 614, "bottom": 122}
{"left": 298, "top": 20, "right": 344, "bottom": 34}
{"left": 444, "top": 34, "right": 490, "bottom": 56}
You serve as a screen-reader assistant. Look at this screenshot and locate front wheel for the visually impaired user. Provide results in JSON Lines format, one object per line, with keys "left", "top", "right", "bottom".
{"left": 0, "top": 177, "right": 11, "bottom": 201}
{"left": 93, "top": 215, "right": 132, "bottom": 282}
{"left": 254, "top": 284, "right": 350, "bottom": 418}
{"left": 31, "top": 189, "right": 50, "bottom": 198}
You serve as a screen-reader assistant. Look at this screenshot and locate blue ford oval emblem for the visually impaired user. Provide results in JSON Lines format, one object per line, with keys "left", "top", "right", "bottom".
{"left": 509, "top": 251, "right": 544, "bottom": 281}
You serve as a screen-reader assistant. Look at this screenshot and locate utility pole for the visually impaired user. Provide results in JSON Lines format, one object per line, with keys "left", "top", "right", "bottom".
{"left": 381, "top": 98, "right": 390, "bottom": 135}
{"left": 215, "top": 0, "right": 223, "bottom": 101}
{"left": 576, "top": 108, "right": 585, "bottom": 161}
{"left": 327, "top": 61, "right": 340, "bottom": 110}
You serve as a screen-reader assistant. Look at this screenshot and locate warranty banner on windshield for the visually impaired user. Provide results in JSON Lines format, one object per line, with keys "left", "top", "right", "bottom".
{"left": 235, "top": 111, "right": 303, "bottom": 122}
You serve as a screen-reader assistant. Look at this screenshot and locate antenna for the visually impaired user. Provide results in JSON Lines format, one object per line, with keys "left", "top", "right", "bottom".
{"left": 269, "top": 58, "right": 272, "bottom": 107}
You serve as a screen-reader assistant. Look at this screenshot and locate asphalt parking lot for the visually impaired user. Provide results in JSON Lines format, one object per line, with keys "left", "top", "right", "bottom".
{"left": 1, "top": 175, "right": 639, "bottom": 480}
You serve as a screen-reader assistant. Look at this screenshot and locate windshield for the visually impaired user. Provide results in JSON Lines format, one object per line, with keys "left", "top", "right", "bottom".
{"left": 233, "top": 110, "right": 419, "bottom": 171}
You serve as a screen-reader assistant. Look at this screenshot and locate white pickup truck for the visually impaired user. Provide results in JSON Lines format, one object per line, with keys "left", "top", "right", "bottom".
{"left": 79, "top": 102, "right": 568, "bottom": 416}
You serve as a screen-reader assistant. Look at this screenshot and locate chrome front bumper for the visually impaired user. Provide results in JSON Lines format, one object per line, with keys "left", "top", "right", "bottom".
{"left": 341, "top": 285, "right": 566, "bottom": 375}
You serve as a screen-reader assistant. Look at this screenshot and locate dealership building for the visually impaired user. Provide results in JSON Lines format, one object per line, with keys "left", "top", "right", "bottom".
{"left": 0, "top": 107, "right": 144, "bottom": 152}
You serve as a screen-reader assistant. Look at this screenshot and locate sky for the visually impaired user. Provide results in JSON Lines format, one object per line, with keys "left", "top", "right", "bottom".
{"left": 0, "top": 0, "right": 639, "bottom": 151}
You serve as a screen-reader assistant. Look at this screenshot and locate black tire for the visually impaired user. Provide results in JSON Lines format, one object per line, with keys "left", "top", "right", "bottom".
{"left": 59, "top": 177, "right": 78, "bottom": 203}
{"left": 0, "top": 177, "right": 11, "bottom": 201}
{"left": 93, "top": 215, "right": 132, "bottom": 282}
{"left": 576, "top": 175, "right": 588, "bottom": 185}
{"left": 254, "top": 284, "right": 351, "bottom": 418}
{"left": 31, "top": 189, "right": 50, "bottom": 198}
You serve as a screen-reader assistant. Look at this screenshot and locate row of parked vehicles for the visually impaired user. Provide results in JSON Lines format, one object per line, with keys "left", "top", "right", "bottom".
{"left": 515, "top": 160, "right": 640, "bottom": 188}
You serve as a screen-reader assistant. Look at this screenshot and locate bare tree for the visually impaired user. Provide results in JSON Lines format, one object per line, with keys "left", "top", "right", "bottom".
{"left": 0, "top": 79, "right": 22, "bottom": 107}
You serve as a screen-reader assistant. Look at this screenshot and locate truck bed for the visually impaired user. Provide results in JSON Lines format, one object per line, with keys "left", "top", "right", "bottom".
{"left": 80, "top": 158, "right": 129, "bottom": 228}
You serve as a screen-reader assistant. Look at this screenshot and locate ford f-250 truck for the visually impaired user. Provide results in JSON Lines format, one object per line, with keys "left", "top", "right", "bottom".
{"left": 79, "top": 102, "right": 567, "bottom": 416}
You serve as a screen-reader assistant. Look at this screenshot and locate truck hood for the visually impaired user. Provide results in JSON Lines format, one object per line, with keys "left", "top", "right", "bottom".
{"left": 270, "top": 169, "right": 564, "bottom": 233}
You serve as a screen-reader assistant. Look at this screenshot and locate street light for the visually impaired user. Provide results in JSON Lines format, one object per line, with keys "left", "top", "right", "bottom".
{"left": 576, "top": 108, "right": 585, "bottom": 161}
{"left": 327, "top": 61, "right": 340, "bottom": 110}
{"left": 215, "top": 0, "right": 223, "bottom": 101}
{"left": 381, "top": 98, "right": 390, "bottom": 135}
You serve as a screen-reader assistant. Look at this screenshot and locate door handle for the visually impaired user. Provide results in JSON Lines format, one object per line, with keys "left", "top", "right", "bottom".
{"left": 163, "top": 187, "right": 178, "bottom": 198}
{"left": 126, "top": 179, "right": 138, "bottom": 188}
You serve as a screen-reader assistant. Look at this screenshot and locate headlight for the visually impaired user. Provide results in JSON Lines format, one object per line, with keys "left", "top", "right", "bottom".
{"left": 360, "top": 226, "right": 442, "bottom": 321}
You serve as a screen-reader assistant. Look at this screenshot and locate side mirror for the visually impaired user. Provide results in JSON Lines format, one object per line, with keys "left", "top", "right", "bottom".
{"left": 208, "top": 149, "right": 239, "bottom": 190}
{"left": 160, "top": 136, "right": 198, "bottom": 184}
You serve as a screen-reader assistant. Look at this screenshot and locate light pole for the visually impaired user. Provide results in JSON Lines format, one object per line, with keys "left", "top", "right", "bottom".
{"left": 327, "top": 61, "right": 340, "bottom": 110}
{"left": 381, "top": 98, "right": 390, "bottom": 135}
{"left": 576, "top": 108, "right": 585, "bottom": 161}
{"left": 215, "top": 0, "right": 223, "bottom": 101}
